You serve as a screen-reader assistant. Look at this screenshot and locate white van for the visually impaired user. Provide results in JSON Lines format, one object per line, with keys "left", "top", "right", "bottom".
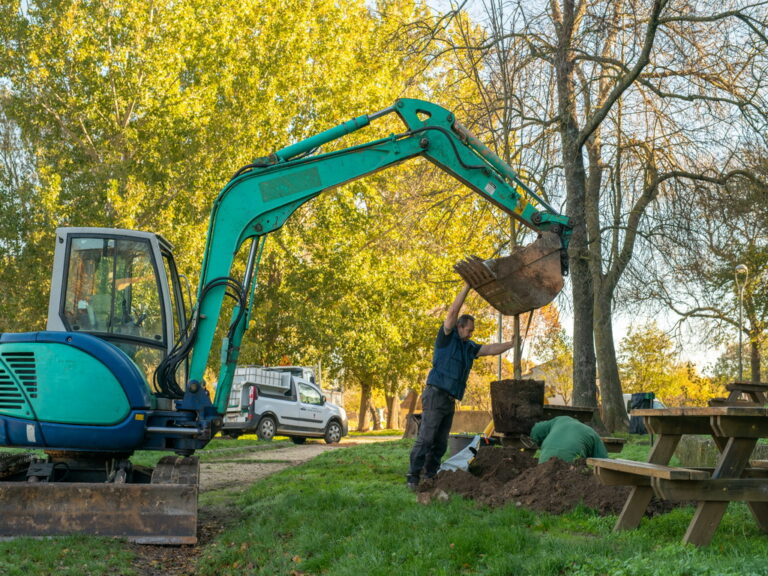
{"left": 222, "top": 366, "right": 348, "bottom": 444}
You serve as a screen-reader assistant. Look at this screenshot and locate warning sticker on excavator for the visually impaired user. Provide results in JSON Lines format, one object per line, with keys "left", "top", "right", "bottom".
{"left": 484, "top": 182, "right": 497, "bottom": 195}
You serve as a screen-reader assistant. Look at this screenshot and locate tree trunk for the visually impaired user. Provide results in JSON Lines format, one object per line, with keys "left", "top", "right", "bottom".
{"left": 357, "top": 383, "right": 372, "bottom": 432}
{"left": 563, "top": 145, "right": 597, "bottom": 409}
{"left": 385, "top": 393, "right": 399, "bottom": 430}
{"left": 594, "top": 292, "right": 628, "bottom": 432}
{"left": 513, "top": 314, "right": 522, "bottom": 380}
{"left": 750, "top": 334, "right": 761, "bottom": 383}
{"left": 569, "top": 238, "right": 597, "bottom": 409}
{"left": 369, "top": 404, "right": 381, "bottom": 431}
{"left": 553, "top": 0, "right": 597, "bottom": 410}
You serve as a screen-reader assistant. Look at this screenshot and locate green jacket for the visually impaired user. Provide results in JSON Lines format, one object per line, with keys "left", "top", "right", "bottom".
{"left": 530, "top": 416, "right": 608, "bottom": 463}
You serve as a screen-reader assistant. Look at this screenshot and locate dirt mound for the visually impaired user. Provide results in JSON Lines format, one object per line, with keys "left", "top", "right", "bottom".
{"left": 419, "top": 446, "right": 681, "bottom": 517}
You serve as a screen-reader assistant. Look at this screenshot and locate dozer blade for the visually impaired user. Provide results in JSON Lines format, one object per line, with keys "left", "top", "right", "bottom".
{"left": 0, "top": 455, "right": 199, "bottom": 545}
{"left": 454, "top": 231, "right": 565, "bottom": 316}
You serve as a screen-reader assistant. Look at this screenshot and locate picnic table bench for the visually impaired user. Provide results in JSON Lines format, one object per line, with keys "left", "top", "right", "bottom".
{"left": 542, "top": 405, "right": 595, "bottom": 424}
{"left": 588, "top": 406, "right": 768, "bottom": 546}
{"left": 600, "top": 437, "right": 626, "bottom": 453}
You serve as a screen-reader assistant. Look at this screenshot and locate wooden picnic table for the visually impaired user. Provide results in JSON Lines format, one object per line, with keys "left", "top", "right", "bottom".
{"left": 709, "top": 381, "right": 768, "bottom": 406}
{"left": 588, "top": 406, "right": 768, "bottom": 546}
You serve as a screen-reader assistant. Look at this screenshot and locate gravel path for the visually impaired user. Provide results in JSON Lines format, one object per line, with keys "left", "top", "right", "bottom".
{"left": 199, "top": 442, "right": 339, "bottom": 492}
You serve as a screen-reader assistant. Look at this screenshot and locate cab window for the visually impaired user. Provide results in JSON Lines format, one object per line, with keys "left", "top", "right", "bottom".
{"left": 298, "top": 384, "right": 322, "bottom": 406}
{"left": 62, "top": 236, "right": 164, "bottom": 344}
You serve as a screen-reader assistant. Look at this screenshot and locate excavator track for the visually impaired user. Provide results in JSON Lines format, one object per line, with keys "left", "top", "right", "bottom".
{"left": 0, "top": 454, "right": 199, "bottom": 544}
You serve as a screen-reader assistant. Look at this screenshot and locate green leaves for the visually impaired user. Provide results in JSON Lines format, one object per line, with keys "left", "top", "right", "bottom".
{"left": 0, "top": 0, "right": 516, "bottom": 406}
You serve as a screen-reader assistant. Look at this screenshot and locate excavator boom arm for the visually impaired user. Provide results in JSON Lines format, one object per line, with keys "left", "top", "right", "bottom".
{"left": 181, "top": 99, "right": 571, "bottom": 414}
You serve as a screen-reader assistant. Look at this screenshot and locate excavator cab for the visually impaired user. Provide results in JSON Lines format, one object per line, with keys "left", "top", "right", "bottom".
{"left": 47, "top": 227, "right": 188, "bottom": 394}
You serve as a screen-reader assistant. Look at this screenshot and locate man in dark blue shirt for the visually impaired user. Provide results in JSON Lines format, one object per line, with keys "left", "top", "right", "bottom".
{"left": 407, "top": 283, "right": 515, "bottom": 489}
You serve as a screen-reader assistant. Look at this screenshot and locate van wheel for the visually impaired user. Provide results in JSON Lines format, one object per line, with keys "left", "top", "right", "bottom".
{"left": 291, "top": 437, "right": 306, "bottom": 445}
{"left": 324, "top": 421, "right": 343, "bottom": 444}
{"left": 256, "top": 416, "right": 276, "bottom": 441}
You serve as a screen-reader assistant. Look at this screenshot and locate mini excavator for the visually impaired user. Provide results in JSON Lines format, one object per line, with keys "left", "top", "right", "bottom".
{"left": 0, "top": 99, "right": 571, "bottom": 543}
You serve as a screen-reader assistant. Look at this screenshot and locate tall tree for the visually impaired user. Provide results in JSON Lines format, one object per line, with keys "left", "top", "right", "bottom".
{"left": 2, "top": 0, "right": 479, "bottom": 418}
{"left": 0, "top": 98, "right": 47, "bottom": 327}
{"left": 407, "top": 0, "right": 768, "bottom": 431}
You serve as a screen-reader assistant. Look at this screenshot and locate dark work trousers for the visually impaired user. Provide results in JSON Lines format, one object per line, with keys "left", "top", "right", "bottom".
{"left": 408, "top": 385, "right": 455, "bottom": 482}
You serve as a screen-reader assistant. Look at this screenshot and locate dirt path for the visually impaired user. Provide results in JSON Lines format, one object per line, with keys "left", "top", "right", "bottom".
{"left": 199, "top": 442, "right": 338, "bottom": 492}
{"left": 129, "top": 437, "right": 400, "bottom": 576}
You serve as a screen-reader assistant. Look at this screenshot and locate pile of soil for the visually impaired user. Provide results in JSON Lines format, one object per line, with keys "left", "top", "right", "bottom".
{"left": 418, "top": 446, "right": 681, "bottom": 517}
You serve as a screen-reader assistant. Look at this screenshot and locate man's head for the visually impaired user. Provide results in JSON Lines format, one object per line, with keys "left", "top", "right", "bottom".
{"left": 456, "top": 314, "right": 475, "bottom": 340}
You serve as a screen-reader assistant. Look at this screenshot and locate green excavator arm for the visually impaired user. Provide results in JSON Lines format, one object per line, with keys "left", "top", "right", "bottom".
{"left": 165, "top": 98, "right": 571, "bottom": 415}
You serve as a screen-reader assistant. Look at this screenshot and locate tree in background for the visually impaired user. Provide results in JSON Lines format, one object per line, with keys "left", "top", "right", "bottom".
{"left": 618, "top": 322, "right": 722, "bottom": 407}
{"left": 636, "top": 152, "right": 768, "bottom": 385}
{"left": 408, "top": 0, "right": 768, "bottom": 432}
{"left": 0, "top": 103, "right": 46, "bottom": 325}
{"left": 2, "top": 0, "right": 487, "bottom": 429}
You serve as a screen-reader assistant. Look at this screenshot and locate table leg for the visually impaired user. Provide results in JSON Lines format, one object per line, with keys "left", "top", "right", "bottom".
{"left": 712, "top": 435, "right": 768, "bottom": 532}
{"left": 615, "top": 486, "right": 654, "bottom": 531}
{"left": 747, "top": 502, "right": 768, "bottom": 532}
{"left": 683, "top": 437, "right": 756, "bottom": 546}
{"left": 614, "top": 434, "right": 680, "bottom": 531}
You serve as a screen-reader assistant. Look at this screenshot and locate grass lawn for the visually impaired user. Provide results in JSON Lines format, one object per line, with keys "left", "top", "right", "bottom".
{"left": 2, "top": 437, "right": 768, "bottom": 575}
{"left": 193, "top": 438, "right": 768, "bottom": 576}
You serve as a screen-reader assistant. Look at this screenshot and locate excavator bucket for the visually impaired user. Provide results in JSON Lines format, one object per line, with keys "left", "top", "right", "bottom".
{"left": 454, "top": 231, "right": 565, "bottom": 316}
{"left": 0, "top": 455, "right": 199, "bottom": 545}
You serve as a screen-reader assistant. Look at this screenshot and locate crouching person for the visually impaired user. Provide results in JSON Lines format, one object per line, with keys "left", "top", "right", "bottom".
{"left": 530, "top": 415, "right": 608, "bottom": 463}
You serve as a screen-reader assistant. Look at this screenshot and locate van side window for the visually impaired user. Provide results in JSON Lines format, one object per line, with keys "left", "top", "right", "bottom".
{"left": 299, "top": 383, "right": 322, "bottom": 406}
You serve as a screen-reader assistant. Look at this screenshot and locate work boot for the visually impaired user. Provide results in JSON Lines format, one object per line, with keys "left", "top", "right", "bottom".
{"left": 406, "top": 474, "right": 419, "bottom": 491}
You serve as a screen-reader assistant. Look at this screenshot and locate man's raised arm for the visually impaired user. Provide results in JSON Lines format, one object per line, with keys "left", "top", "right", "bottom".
{"left": 444, "top": 283, "right": 471, "bottom": 334}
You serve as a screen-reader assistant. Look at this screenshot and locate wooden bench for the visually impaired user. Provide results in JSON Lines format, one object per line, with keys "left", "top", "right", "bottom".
{"left": 542, "top": 405, "right": 595, "bottom": 424}
{"left": 709, "top": 397, "right": 755, "bottom": 406}
{"left": 589, "top": 458, "right": 768, "bottom": 503}
{"left": 587, "top": 458, "right": 710, "bottom": 486}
